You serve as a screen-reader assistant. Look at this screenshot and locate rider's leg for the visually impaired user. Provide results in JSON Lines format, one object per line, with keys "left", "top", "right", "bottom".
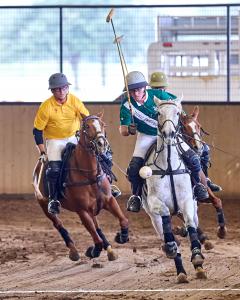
{"left": 201, "top": 143, "right": 222, "bottom": 192}
{"left": 126, "top": 156, "right": 144, "bottom": 212}
{"left": 181, "top": 149, "right": 209, "bottom": 201}
{"left": 46, "top": 160, "right": 62, "bottom": 214}
{"left": 46, "top": 135, "right": 78, "bottom": 214}
{"left": 99, "top": 148, "right": 121, "bottom": 198}
{"left": 127, "top": 133, "right": 157, "bottom": 212}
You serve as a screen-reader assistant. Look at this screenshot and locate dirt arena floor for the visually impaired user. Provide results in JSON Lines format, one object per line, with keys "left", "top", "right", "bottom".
{"left": 0, "top": 195, "right": 240, "bottom": 300}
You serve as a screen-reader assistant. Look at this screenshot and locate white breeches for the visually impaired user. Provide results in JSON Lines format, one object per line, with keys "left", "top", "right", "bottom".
{"left": 46, "top": 135, "right": 78, "bottom": 161}
{"left": 133, "top": 132, "right": 157, "bottom": 158}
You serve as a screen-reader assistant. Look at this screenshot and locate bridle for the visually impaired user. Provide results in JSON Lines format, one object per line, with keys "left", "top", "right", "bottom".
{"left": 157, "top": 102, "right": 181, "bottom": 143}
{"left": 80, "top": 115, "right": 108, "bottom": 155}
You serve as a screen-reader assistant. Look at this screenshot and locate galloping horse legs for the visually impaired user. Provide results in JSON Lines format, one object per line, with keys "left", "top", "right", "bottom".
{"left": 37, "top": 199, "right": 80, "bottom": 261}
{"left": 208, "top": 190, "right": 227, "bottom": 239}
{"left": 77, "top": 210, "right": 103, "bottom": 259}
{"left": 104, "top": 196, "right": 129, "bottom": 244}
{"left": 200, "top": 171, "right": 227, "bottom": 238}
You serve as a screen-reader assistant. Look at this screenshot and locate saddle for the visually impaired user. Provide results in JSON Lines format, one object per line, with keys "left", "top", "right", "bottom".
{"left": 43, "top": 142, "right": 118, "bottom": 199}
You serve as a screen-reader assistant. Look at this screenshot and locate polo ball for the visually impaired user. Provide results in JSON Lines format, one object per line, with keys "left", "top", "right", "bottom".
{"left": 139, "top": 166, "right": 152, "bottom": 179}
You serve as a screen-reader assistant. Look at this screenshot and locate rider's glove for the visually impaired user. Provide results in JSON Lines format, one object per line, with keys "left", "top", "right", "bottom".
{"left": 39, "top": 151, "right": 47, "bottom": 163}
{"left": 128, "top": 124, "right": 137, "bottom": 135}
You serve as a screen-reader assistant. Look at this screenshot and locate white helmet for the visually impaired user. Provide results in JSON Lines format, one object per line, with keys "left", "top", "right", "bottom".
{"left": 125, "top": 71, "right": 148, "bottom": 90}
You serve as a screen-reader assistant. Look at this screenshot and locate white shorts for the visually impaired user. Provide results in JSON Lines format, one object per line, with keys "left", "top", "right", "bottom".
{"left": 46, "top": 135, "right": 78, "bottom": 161}
{"left": 133, "top": 132, "right": 157, "bottom": 158}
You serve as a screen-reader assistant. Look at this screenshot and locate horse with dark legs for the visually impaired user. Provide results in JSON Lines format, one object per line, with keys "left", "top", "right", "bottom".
{"left": 33, "top": 113, "right": 129, "bottom": 262}
{"left": 141, "top": 98, "right": 207, "bottom": 283}
{"left": 180, "top": 106, "right": 227, "bottom": 239}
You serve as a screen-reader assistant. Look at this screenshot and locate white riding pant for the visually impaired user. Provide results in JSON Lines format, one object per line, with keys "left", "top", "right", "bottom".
{"left": 46, "top": 135, "right": 78, "bottom": 161}
{"left": 133, "top": 132, "right": 157, "bottom": 158}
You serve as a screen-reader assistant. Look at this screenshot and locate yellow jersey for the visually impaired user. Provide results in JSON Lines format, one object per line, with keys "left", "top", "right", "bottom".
{"left": 34, "top": 93, "right": 89, "bottom": 139}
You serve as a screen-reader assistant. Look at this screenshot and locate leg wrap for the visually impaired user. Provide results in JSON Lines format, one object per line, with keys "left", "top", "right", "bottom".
{"left": 127, "top": 157, "right": 144, "bottom": 195}
{"left": 96, "top": 228, "right": 111, "bottom": 250}
{"left": 174, "top": 253, "right": 187, "bottom": 275}
{"left": 188, "top": 226, "right": 201, "bottom": 250}
{"left": 181, "top": 149, "right": 201, "bottom": 183}
{"left": 58, "top": 226, "right": 73, "bottom": 246}
{"left": 162, "top": 216, "right": 174, "bottom": 242}
{"left": 216, "top": 208, "right": 225, "bottom": 227}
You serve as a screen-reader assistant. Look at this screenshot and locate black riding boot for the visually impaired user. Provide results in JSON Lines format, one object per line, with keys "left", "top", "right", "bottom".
{"left": 99, "top": 149, "right": 121, "bottom": 198}
{"left": 46, "top": 161, "right": 62, "bottom": 215}
{"left": 181, "top": 149, "right": 209, "bottom": 201}
{"left": 126, "top": 157, "right": 144, "bottom": 212}
{"left": 201, "top": 144, "right": 222, "bottom": 192}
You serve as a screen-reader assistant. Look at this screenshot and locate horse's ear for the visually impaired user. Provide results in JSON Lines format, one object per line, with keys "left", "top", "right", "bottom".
{"left": 192, "top": 106, "right": 199, "bottom": 119}
{"left": 153, "top": 96, "right": 163, "bottom": 107}
{"left": 175, "top": 93, "right": 183, "bottom": 105}
{"left": 97, "top": 111, "right": 104, "bottom": 119}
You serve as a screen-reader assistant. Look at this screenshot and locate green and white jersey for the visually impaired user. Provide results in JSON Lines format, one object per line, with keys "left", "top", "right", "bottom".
{"left": 120, "top": 89, "right": 177, "bottom": 136}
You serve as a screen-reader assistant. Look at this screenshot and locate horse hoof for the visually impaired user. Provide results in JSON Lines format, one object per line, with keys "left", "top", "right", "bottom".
{"left": 69, "top": 249, "right": 80, "bottom": 261}
{"left": 173, "top": 226, "right": 188, "bottom": 237}
{"left": 106, "top": 246, "right": 118, "bottom": 261}
{"left": 203, "top": 240, "right": 214, "bottom": 251}
{"left": 177, "top": 273, "right": 189, "bottom": 284}
{"left": 195, "top": 266, "right": 207, "bottom": 279}
{"left": 217, "top": 226, "right": 227, "bottom": 239}
{"left": 68, "top": 244, "right": 80, "bottom": 261}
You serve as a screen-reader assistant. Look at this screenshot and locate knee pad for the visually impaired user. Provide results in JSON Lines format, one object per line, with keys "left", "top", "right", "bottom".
{"left": 182, "top": 149, "right": 201, "bottom": 173}
{"left": 127, "top": 157, "right": 144, "bottom": 183}
{"left": 46, "top": 161, "right": 62, "bottom": 180}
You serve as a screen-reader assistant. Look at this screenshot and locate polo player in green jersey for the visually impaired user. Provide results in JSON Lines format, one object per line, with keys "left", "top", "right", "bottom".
{"left": 119, "top": 71, "right": 209, "bottom": 213}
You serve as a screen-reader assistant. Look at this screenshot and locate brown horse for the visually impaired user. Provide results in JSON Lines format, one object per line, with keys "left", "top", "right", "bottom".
{"left": 180, "top": 106, "right": 227, "bottom": 239}
{"left": 32, "top": 113, "right": 129, "bottom": 262}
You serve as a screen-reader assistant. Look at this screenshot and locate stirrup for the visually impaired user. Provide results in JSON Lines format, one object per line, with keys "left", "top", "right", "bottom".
{"left": 207, "top": 178, "right": 222, "bottom": 192}
{"left": 48, "top": 199, "right": 61, "bottom": 215}
{"left": 127, "top": 195, "right": 142, "bottom": 213}
{"left": 193, "top": 183, "right": 209, "bottom": 202}
{"left": 111, "top": 185, "right": 121, "bottom": 198}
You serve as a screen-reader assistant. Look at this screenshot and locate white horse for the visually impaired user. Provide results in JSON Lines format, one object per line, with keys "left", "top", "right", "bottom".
{"left": 141, "top": 97, "right": 207, "bottom": 283}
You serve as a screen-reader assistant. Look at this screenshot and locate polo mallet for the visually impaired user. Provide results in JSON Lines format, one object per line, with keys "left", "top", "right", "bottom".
{"left": 106, "top": 8, "right": 134, "bottom": 124}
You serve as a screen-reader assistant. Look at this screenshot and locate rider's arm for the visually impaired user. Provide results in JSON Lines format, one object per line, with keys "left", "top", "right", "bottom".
{"left": 33, "top": 128, "right": 46, "bottom": 154}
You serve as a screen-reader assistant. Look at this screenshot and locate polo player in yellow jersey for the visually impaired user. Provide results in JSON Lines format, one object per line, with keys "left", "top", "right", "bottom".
{"left": 33, "top": 73, "right": 90, "bottom": 215}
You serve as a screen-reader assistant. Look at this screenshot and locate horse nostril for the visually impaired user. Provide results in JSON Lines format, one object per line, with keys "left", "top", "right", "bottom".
{"left": 171, "top": 131, "right": 175, "bottom": 138}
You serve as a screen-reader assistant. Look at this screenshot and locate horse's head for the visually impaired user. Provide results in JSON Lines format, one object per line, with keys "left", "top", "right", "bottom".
{"left": 81, "top": 112, "right": 108, "bottom": 155}
{"left": 180, "top": 106, "right": 203, "bottom": 153}
{"left": 154, "top": 96, "right": 182, "bottom": 145}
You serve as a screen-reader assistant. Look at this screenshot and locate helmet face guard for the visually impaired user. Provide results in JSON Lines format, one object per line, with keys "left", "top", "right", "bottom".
{"left": 48, "top": 73, "right": 72, "bottom": 89}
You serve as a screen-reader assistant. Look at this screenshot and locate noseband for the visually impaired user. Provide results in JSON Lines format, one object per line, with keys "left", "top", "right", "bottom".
{"left": 81, "top": 115, "right": 108, "bottom": 154}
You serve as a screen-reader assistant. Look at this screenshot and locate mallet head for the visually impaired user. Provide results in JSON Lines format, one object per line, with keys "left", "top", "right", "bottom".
{"left": 106, "top": 8, "right": 114, "bottom": 23}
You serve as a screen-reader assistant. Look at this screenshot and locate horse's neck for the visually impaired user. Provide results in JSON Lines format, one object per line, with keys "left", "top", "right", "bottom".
{"left": 73, "top": 142, "right": 98, "bottom": 170}
{"left": 156, "top": 137, "right": 182, "bottom": 170}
